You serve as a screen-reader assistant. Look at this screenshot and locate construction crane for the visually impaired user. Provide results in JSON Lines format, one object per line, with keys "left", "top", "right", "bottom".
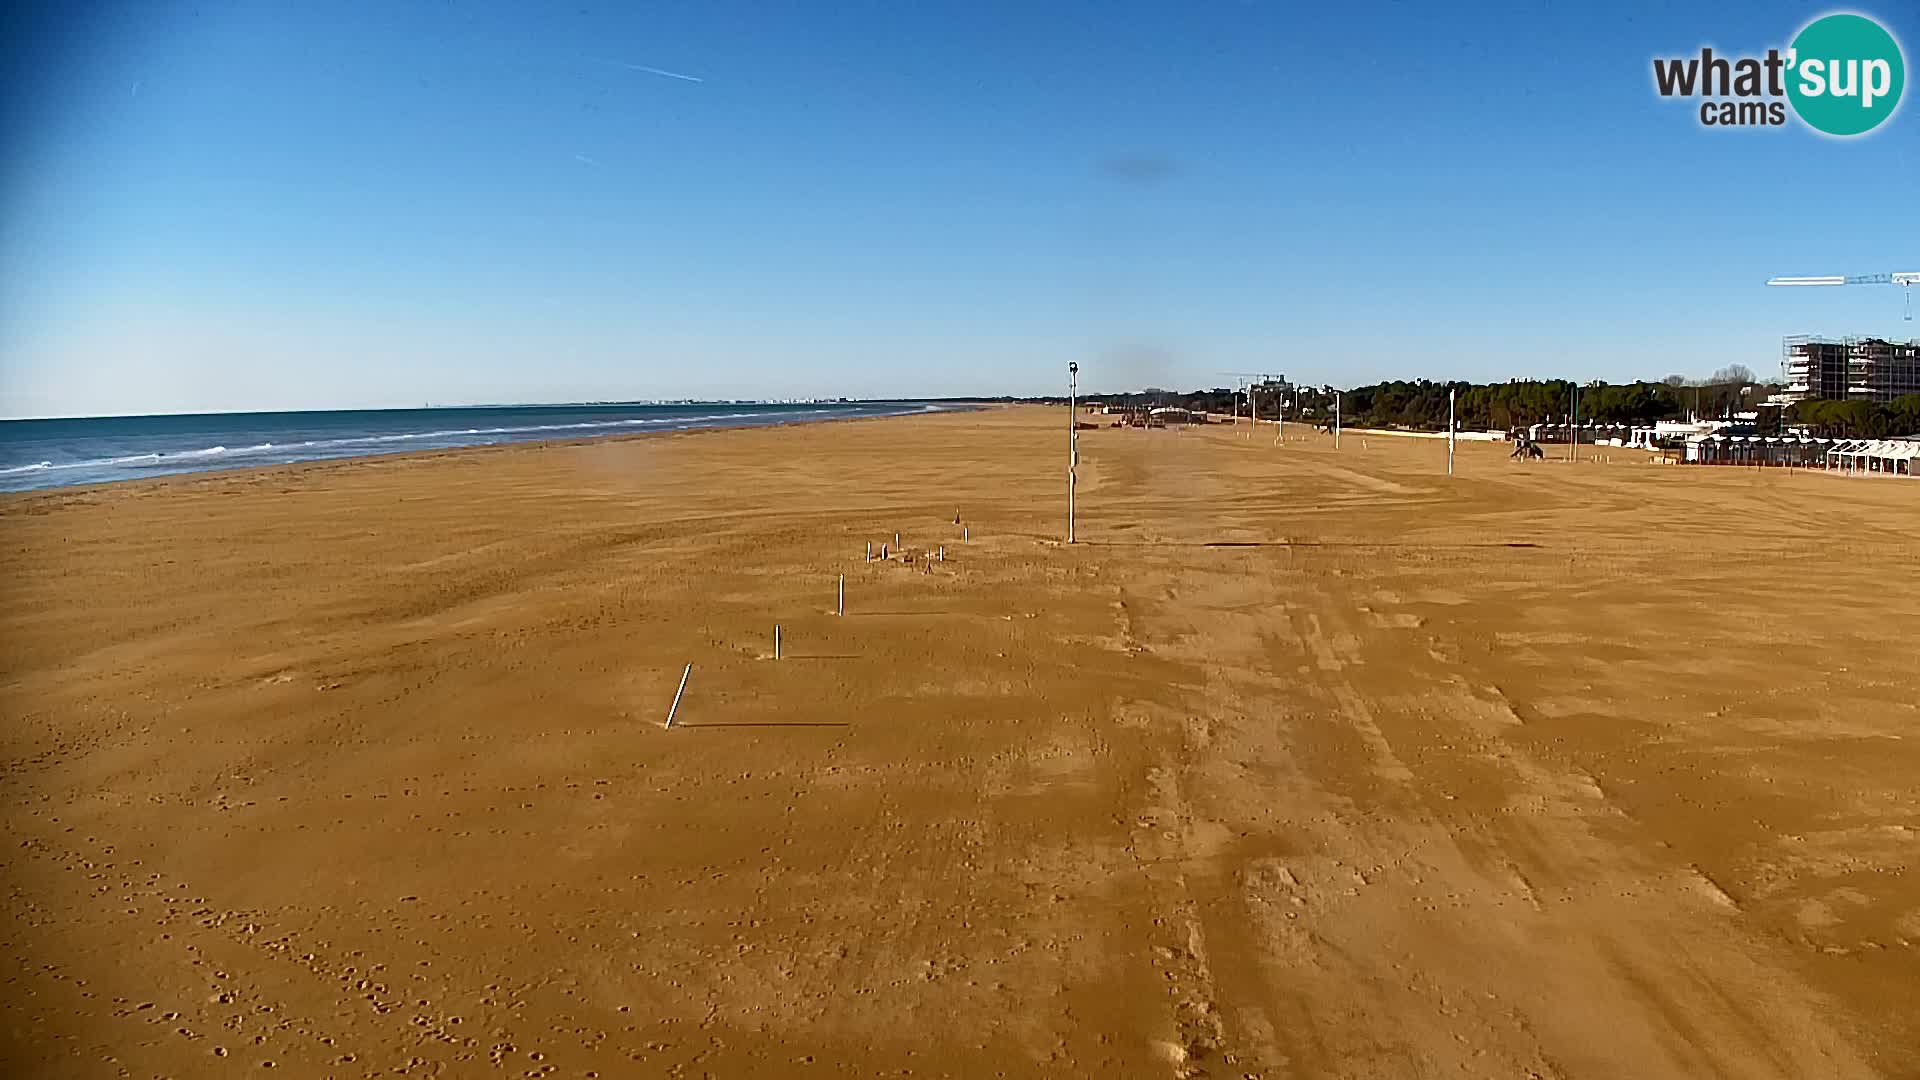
{"left": 1766, "top": 271, "right": 1920, "bottom": 320}
{"left": 1216, "top": 372, "right": 1284, "bottom": 433}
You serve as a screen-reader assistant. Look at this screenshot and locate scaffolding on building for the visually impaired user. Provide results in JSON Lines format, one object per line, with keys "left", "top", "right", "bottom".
{"left": 1851, "top": 338, "right": 1920, "bottom": 401}
{"left": 1781, "top": 336, "right": 1920, "bottom": 403}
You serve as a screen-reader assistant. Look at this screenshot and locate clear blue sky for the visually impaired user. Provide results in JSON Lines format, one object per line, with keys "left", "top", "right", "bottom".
{"left": 2, "top": 1, "right": 1914, "bottom": 417}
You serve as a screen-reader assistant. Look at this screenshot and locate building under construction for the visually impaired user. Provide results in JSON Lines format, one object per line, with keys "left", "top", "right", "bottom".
{"left": 1782, "top": 336, "right": 1920, "bottom": 403}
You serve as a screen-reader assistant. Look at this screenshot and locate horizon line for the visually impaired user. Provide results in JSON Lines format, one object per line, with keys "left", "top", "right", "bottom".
{"left": 0, "top": 397, "right": 979, "bottom": 424}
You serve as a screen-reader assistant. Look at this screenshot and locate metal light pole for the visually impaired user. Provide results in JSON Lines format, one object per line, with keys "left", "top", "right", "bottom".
{"left": 1448, "top": 387, "right": 1456, "bottom": 476}
{"left": 1569, "top": 381, "right": 1580, "bottom": 463}
{"left": 1067, "top": 361, "right": 1079, "bottom": 543}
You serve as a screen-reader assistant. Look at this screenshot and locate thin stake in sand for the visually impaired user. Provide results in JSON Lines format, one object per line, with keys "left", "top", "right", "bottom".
{"left": 664, "top": 663, "right": 692, "bottom": 729}
{"left": 774, "top": 624, "right": 782, "bottom": 659}
{"left": 838, "top": 574, "right": 845, "bottom": 615}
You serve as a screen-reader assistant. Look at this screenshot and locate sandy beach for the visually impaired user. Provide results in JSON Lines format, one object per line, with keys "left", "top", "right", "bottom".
{"left": 3, "top": 405, "right": 1916, "bottom": 1078}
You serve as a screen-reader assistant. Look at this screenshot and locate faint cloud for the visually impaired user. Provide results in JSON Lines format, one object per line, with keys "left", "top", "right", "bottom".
{"left": 1098, "top": 154, "right": 1178, "bottom": 185}
{"left": 573, "top": 153, "right": 602, "bottom": 167}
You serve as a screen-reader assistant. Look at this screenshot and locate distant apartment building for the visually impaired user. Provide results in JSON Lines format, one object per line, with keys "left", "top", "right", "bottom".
{"left": 1782, "top": 336, "right": 1920, "bottom": 403}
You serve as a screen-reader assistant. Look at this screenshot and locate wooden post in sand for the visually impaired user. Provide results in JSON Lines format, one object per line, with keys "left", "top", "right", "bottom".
{"left": 964, "top": 526, "right": 970, "bottom": 542}
{"left": 866, "top": 542, "right": 872, "bottom": 563}
{"left": 664, "top": 664, "right": 692, "bottom": 729}
{"left": 774, "top": 625, "right": 782, "bottom": 660}
{"left": 838, "top": 575, "right": 844, "bottom": 616}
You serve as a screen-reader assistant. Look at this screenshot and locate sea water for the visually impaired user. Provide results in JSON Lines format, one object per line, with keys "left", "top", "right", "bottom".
{"left": 0, "top": 401, "right": 950, "bottom": 493}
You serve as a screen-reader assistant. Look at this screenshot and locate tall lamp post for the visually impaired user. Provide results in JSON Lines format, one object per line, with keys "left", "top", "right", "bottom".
{"left": 1570, "top": 381, "right": 1580, "bottom": 463}
{"left": 1067, "top": 362, "right": 1079, "bottom": 543}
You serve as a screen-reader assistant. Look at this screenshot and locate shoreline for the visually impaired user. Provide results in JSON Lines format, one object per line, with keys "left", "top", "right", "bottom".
{"left": 0, "top": 401, "right": 990, "bottom": 503}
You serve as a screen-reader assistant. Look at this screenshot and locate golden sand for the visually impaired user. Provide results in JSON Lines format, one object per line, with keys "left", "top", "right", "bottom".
{"left": 4, "top": 406, "right": 1917, "bottom": 1076}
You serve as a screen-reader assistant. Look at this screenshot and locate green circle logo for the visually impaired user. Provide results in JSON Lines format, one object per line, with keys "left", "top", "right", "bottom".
{"left": 1787, "top": 13, "right": 1905, "bottom": 136}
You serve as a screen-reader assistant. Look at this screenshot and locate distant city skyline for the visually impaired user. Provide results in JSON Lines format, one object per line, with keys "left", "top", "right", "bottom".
{"left": 2, "top": 1, "right": 1914, "bottom": 419}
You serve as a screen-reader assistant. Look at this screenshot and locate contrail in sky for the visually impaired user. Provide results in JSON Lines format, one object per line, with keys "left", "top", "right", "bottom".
{"left": 573, "top": 153, "right": 602, "bottom": 167}
{"left": 624, "top": 63, "right": 703, "bottom": 82}
{"left": 598, "top": 59, "right": 704, "bottom": 83}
